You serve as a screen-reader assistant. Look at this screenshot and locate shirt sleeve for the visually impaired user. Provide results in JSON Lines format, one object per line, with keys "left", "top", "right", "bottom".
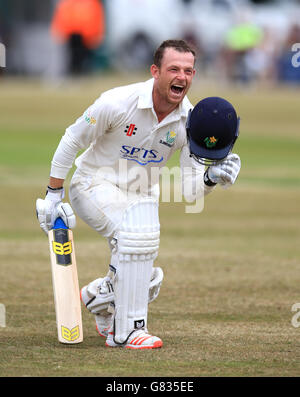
{"left": 180, "top": 143, "right": 216, "bottom": 202}
{"left": 50, "top": 94, "right": 121, "bottom": 179}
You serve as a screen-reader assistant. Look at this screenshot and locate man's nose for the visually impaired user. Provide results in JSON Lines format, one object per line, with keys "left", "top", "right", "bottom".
{"left": 176, "top": 70, "right": 186, "bottom": 80}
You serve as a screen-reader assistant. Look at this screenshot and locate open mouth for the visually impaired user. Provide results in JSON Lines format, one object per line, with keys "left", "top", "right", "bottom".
{"left": 170, "top": 85, "right": 185, "bottom": 95}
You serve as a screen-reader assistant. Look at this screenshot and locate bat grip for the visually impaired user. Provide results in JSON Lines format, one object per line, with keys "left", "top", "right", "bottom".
{"left": 53, "top": 217, "right": 68, "bottom": 230}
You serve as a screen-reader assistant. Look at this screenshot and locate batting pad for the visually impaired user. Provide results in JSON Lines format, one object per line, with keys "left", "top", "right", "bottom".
{"left": 113, "top": 198, "right": 160, "bottom": 344}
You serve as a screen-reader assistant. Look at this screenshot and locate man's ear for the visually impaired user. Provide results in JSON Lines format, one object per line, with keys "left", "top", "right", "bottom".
{"left": 150, "top": 64, "right": 160, "bottom": 79}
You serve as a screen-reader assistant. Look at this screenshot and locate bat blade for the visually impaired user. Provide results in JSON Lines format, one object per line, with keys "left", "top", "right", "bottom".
{"left": 48, "top": 218, "right": 83, "bottom": 344}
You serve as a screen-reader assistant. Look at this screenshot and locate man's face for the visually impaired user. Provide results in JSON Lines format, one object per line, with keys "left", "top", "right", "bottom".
{"left": 151, "top": 48, "right": 196, "bottom": 106}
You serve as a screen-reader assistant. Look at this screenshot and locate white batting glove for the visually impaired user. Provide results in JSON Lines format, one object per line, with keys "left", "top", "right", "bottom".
{"left": 207, "top": 153, "right": 241, "bottom": 189}
{"left": 36, "top": 188, "right": 76, "bottom": 235}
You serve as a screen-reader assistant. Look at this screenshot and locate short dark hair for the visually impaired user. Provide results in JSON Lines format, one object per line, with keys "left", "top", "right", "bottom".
{"left": 153, "top": 39, "right": 196, "bottom": 68}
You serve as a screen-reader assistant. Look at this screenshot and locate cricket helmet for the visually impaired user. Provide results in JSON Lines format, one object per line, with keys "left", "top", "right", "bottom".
{"left": 186, "top": 97, "right": 240, "bottom": 166}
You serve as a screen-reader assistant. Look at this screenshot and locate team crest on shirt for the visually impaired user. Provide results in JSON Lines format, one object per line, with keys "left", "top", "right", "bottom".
{"left": 159, "top": 131, "right": 176, "bottom": 148}
{"left": 124, "top": 123, "right": 137, "bottom": 136}
{"left": 84, "top": 109, "right": 96, "bottom": 125}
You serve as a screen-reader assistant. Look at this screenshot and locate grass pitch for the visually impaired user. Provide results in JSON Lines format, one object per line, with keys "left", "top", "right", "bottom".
{"left": 0, "top": 74, "right": 299, "bottom": 377}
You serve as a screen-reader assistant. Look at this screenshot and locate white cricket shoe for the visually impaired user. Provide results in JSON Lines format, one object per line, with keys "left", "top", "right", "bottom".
{"left": 106, "top": 329, "right": 163, "bottom": 350}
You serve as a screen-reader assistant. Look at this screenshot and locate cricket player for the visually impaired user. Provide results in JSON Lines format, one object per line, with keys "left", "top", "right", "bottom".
{"left": 36, "top": 39, "right": 241, "bottom": 349}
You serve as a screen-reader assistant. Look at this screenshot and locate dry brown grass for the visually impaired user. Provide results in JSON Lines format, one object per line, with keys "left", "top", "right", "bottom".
{"left": 0, "top": 185, "right": 299, "bottom": 376}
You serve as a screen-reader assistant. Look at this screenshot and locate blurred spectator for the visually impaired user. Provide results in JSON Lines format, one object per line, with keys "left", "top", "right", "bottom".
{"left": 243, "top": 27, "right": 279, "bottom": 85}
{"left": 220, "top": 21, "right": 264, "bottom": 83}
{"left": 51, "top": 0, "right": 105, "bottom": 75}
{"left": 276, "top": 24, "right": 300, "bottom": 84}
{"left": 117, "top": 32, "right": 155, "bottom": 71}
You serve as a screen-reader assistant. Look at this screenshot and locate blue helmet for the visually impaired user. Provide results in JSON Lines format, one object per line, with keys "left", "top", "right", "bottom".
{"left": 186, "top": 97, "right": 240, "bottom": 166}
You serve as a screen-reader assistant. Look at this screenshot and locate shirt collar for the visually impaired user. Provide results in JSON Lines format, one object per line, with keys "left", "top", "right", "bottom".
{"left": 137, "top": 78, "right": 155, "bottom": 109}
{"left": 138, "top": 78, "right": 192, "bottom": 120}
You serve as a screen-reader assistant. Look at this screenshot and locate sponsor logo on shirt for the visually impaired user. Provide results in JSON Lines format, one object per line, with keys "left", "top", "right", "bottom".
{"left": 120, "top": 145, "right": 163, "bottom": 166}
{"left": 159, "top": 130, "right": 176, "bottom": 148}
{"left": 124, "top": 123, "right": 137, "bottom": 136}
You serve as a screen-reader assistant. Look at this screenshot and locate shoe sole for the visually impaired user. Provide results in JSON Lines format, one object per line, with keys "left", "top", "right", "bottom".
{"left": 126, "top": 340, "right": 163, "bottom": 349}
{"left": 105, "top": 340, "right": 163, "bottom": 349}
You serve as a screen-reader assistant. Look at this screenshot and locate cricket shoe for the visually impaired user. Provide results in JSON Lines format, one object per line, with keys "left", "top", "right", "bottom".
{"left": 105, "top": 329, "right": 163, "bottom": 350}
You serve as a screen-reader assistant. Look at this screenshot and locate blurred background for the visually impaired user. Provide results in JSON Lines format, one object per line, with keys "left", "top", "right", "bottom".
{"left": 0, "top": 0, "right": 300, "bottom": 84}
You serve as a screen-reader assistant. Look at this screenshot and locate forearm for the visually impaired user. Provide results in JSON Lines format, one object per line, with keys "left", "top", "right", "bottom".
{"left": 50, "top": 129, "right": 82, "bottom": 180}
{"left": 49, "top": 177, "right": 65, "bottom": 189}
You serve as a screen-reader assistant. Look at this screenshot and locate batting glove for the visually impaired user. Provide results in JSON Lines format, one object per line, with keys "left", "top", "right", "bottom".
{"left": 206, "top": 153, "right": 241, "bottom": 189}
{"left": 36, "top": 187, "right": 76, "bottom": 235}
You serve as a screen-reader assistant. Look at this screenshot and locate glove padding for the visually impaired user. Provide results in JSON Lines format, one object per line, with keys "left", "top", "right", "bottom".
{"left": 207, "top": 153, "right": 241, "bottom": 189}
{"left": 36, "top": 190, "right": 76, "bottom": 234}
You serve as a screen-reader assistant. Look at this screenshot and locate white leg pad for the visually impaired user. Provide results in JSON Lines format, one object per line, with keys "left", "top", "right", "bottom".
{"left": 113, "top": 198, "right": 160, "bottom": 344}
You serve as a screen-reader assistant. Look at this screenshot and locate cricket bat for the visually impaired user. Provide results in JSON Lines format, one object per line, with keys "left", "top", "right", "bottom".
{"left": 48, "top": 217, "right": 83, "bottom": 344}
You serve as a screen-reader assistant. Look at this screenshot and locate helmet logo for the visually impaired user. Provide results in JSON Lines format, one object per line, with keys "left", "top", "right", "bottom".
{"left": 204, "top": 136, "right": 218, "bottom": 148}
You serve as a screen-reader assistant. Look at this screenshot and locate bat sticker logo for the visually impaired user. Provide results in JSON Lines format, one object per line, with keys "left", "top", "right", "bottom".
{"left": 61, "top": 325, "right": 80, "bottom": 342}
{"left": 52, "top": 241, "right": 72, "bottom": 256}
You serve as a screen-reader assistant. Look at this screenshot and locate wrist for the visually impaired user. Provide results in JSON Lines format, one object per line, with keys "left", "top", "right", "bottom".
{"left": 47, "top": 185, "right": 63, "bottom": 191}
{"left": 46, "top": 186, "right": 64, "bottom": 201}
{"left": 204, "top": 169, "right": 217, "bottom": 186}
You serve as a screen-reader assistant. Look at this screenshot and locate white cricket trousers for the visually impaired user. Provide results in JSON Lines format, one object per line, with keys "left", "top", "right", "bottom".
{"left": 69, "top": 169, "right": 152, "bottom": 239}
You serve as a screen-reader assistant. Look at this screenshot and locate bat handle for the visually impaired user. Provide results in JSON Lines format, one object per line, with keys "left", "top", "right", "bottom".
{"left": 53, "top": 217, "right": 68, "bottom": 230}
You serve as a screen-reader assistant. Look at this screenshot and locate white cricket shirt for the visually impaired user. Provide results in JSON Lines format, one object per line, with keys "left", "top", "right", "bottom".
{"left": 51, "top": 78, "right": 211, "bottom": 200}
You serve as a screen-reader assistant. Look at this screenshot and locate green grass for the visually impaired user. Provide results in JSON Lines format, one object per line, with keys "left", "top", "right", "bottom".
{"left": 0, "top": 75, "right": 299, "bottom": 377}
